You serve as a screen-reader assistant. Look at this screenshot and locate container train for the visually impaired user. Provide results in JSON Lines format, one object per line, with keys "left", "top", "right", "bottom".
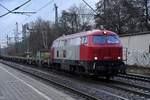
{"left": 0, "top": 29, "right": 126, "bottom": 79}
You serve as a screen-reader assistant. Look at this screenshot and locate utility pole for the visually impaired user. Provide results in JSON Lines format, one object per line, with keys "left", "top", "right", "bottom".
{"left": 15, "top": 22, "right": 19, "bottom": 43}
{"left": 15, "top": 22, "right": 19, "bottom": 54}
{"left": 6, "top": 35, "right": 9, "bottom": 46}
{"left": 54, "top": 3, "right": 58, "bottom": 25}
{"left": 6, "top": 35, "right": 9, "bottom": 55}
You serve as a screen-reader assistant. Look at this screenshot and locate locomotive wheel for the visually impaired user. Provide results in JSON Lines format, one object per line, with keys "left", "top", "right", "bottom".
{"left": 120, "top": 63, "right": 126, "bottom": 74}
{"left": 75, "top": 66, "right": 85, "bottom": 74}
{"left": 69, "top": 65, "right": 76, "bottom": 73}
{"left": 53, "top": 63, "right": 61, "bottom": 70}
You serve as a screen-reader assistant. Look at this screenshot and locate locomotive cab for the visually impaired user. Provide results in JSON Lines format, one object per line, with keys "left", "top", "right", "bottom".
{"left": 80, "top": 31, "right": 125, "bottom": 77}
{"left": 91, "top": 31, "right": 122, "bottom": 61}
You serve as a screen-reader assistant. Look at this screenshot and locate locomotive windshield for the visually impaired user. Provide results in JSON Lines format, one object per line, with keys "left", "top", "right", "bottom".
{"left": 93, "top": 35, "right": 120, "bottom": 44}
{"left": 107, "top": 35, "right": 120, "bottom": 43}
{"left": 93, "top": 35, "right": 106, "bottom": 44}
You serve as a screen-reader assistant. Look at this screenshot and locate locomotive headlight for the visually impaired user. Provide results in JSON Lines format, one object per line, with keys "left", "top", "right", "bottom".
{"left": 94, "top": 57, "right": 98, "bottom": 60}
{"left": 118, "top": 56, "right": 121, "bottom": 60}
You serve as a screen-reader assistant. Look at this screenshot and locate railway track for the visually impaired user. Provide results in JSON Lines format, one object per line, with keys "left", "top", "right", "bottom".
{"left": 117, "top": 73, "right": 150, "bottom": 82}
{"left": 108, "top": 80, "right": 150, "bottom": 98}
{"left": 1, "top": 61, "right": 98, "bottom": 100}
{"left": 21, "top": 64, "right": 150, "bottom": 99}
{"left": 1, "top": 60, "right": 130, "bottom": 100}
{"left": 83, "top": 77, "right": 150, "bottom": 99}
{"left": 2, "top": 60, "right": 150, "bottom": 99}
{"left": 43, "top": 66, "right": 150, "bottom": 99}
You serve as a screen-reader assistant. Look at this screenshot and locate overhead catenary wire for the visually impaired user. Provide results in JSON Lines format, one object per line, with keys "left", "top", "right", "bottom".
{"left": 21, "top": 0, "right": 54, "bottom": 19}
{"left": 21, "top": 0, "right": 55, "bottom": 25}
{"left": 81, "top": 0, "right": 97, "bottom": 15}
{"left": 0, "top": 2, "right": 36, "bottom": 16}
{"left": 1, "top": 0, "right": 54, "bottom": 30}
{"left": 0, "top": 0, "right": 54, "bottom": 47}
{"left": 0, "top": 0, "right": 31, "bottom": 18}
{"left": 0, "top": 3, "right": 36, "bottom": 14}
{"left": 1, "top": 0, "right": 55, "bottom": 40}
{"left": 0, "top": 3, "right": 10, "bottom": 11}
{"left": 35, "top": 0, "right": 54, "bottom": 13}
{"left": 81, "top": 0, "right": 104, "bottom": 20}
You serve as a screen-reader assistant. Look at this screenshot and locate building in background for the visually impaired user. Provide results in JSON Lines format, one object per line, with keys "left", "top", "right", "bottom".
{"left": 120, "top": 31, "right": 150, "bottom": 67}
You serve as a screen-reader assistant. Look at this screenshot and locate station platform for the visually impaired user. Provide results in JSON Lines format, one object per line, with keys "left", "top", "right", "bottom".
{"left": 0, "top": 63, "right": 75, "bottom": 100}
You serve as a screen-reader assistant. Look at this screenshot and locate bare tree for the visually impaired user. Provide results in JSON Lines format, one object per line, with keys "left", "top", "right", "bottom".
{"left": 95, "top": 0, "right": 148, "bottom": 34}
{"left": 140, "top": 0, "right": 150, "bottom": 30}
{"left": 27, "top": 18, "right": 53, "bottom": 54}
{"left": 58, "top": 4, "right": 94, "bottom": 34}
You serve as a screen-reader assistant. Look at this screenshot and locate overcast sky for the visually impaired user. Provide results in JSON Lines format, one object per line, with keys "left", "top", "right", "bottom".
{"left": 0, "top": 0, "right": 97, "bottom": 47}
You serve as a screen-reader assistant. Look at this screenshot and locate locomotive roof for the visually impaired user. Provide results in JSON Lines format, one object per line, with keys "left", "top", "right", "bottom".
{"left": 55, "top": 29, "right": 117, "bottom": 41}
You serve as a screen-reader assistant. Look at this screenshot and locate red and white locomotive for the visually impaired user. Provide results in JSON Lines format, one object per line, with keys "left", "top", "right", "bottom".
{"left": 51, "top": 29, "right": 125, "bottom": 78}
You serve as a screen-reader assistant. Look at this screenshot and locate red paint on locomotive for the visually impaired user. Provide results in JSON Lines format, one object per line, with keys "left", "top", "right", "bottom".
{"left": 80, "top": 30, "right": 122, "bottom": 61}
{"left": 51, "top": 29, "right": 125, "bottom": 78}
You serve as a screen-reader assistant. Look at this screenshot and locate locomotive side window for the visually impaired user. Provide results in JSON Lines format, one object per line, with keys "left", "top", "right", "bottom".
{"left": 81, "top": 36, "right": 87, "bottom": 44}
{"left": 63, "top": 50, "right": 66, "bottom": 58}
{"left": 57, "top": 50, "right": 59, "bottom": 57}
{"left": 149, "top": 45, "right": 150, "bottom": 53}
{"left": 93, "top": 35, "right": 106, "bottom": 44}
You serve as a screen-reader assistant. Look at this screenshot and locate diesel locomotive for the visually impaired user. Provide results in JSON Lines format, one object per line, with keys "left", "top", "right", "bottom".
{"left": 51, "top": 29, "right": 126, "bottom": 78}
